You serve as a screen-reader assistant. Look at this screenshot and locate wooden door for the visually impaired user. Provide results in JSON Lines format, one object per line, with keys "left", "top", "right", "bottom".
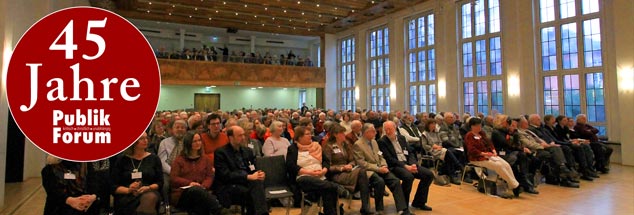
{"left": 194, "top": 93, "right": 220, "bottom": 112}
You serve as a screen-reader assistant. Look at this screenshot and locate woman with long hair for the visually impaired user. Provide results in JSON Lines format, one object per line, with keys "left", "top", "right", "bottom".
{"left": 170, "top": 132, "right": 221, "bottom": 215}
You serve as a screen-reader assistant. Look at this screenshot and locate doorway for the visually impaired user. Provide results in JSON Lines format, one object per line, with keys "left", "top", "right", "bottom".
{"left": 194, "top": 94, "right": 220, "bottom": 112}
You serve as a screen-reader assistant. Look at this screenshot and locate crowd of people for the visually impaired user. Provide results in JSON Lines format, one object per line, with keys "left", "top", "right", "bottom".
{"left": 154, "top": 45, "right": 314, "bottom": 67}
{"left": 42, "top": 104, "right": 613, "bottom": 215}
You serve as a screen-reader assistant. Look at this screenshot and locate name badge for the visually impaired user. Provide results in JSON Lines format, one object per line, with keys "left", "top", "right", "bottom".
{"left": 377, "top": 151, "right": 383, "bottom": 156}
{"left": 64, "top": 172, "right": 76, "bottom": 180}
{"left": 474, "top": 136, "right": 481, "bottom": 140}
{"left": 499, "top": 151, "right": 506, "bottom": 156}
{"left": 403, "top": 150, "right": 409, "bottom": 155}
{"left": 249, "top": 164, "right": 256, "bottom": 171}
{"left": 299, "top": 151, "right": 309, "bottom": 156}
{"left": 131, "top": 172, "right": 143, "bottom": 180}
{"left": 333, "top": 148, "right": 342, "bottom": 154}
{"left": 248, "top": 143, "right": 254, "bottom": 149}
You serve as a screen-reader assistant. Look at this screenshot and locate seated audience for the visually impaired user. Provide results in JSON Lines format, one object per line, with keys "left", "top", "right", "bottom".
{"left": 464, "top": 118, "right": 521, "bottom": 197}
{"left": 574, "top": 114, "right": 613, "bottom": 174}
{"left": 420, "top": 120, "right": 464, "bottom": 185}
{"left": 286, "top": 126, "right": 343, "bottom": 215}
{"left": 263, "top": 120, "right": 291, "bottom": 157}
{"left": 490, "top": 115, "right": 538, "bottom": 194}
{"left": 323, "top": 124, "right": 373, "bottom": 214}
{"left": 353, "top": 123, "right": 412, "bottom": 215}
{"left": 148, "top": 120, "right": 168, "bottom": 154}
{"left": 378, "top": 121, "right": 434, "bottom": 211}
{"left": 213, "top": 126, "right": 269, "bottom": 215}
{"left": 202, "top": 113, "right": 229, "bottom": 166}
{"left": 112, "top": 132, "right": 163, "bottom": 215}
{"left": 170, "top": 133, "right": 221, "bottom": 215}
{"left": 516, "top": 117, "right": 580, "bottom": 188}
{"left": 41, "top": 156, "right": 106, "bottom": 215}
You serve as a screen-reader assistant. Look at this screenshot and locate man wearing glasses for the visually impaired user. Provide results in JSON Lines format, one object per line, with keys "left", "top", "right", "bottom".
{"left": 202, "top": 113, "right": 229, "bottom": 166}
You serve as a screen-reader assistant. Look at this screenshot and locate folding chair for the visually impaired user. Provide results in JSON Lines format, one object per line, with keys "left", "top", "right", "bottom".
{"left": 256, "top": 155, "right": 294, "bottom": 215}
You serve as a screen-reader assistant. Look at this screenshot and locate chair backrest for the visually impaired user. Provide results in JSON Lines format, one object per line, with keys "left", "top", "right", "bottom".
{"left": 255, "top": 155, "right": 288, "bottom": 188}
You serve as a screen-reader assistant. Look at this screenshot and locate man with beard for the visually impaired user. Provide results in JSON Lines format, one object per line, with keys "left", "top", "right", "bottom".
{"left": 158, "top": 119, "right": 188, "bottom": 199}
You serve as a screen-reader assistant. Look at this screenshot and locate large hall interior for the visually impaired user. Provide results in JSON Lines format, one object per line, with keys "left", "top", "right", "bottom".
{"left": 0, "top": 0, "right": 633, "bottom": 214}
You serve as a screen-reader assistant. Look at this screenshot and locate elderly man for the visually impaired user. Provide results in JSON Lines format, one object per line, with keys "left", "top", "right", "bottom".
{"left": 527, "top": 115, "right": 579, "bottom": 177}
{"left": 574, "top": 114, "right": 613, "bottom": 174}
{"left": 346, "top": 120, "right": 363, "bottom": 145}
{"left": 517, "top": 116, "right": 579, "bottom": 188}
{"left": 353, "top": 123, "right": 412, "bottom": 215}
{"left": 398, "top": 115, "right": 422, "bottom": 152}
{"left": 214, "top": 126, "right": 268, "bottom": 215}
{"left": 438, "top": 112, "right": 463, "bottom": 149}
{"left": 543, "top": 115, "right": 598, "bottom": 180}
{"left": 378, "top": 121, "right": 433, "bottom": 211}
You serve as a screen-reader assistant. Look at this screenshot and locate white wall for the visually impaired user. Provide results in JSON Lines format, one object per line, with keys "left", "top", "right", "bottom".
{"left": 0, "top": 0, "right": 90, "bottom": 208}
{"left": 159, "top": 85, "right": 317, "bottom": 111}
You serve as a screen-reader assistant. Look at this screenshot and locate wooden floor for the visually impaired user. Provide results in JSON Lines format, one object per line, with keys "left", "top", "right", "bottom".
{"left": 1, "top": 164, "right": 632, "bottom": 215}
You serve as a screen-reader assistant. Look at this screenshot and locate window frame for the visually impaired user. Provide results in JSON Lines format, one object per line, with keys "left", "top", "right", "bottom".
{"left": 535, "top": 0, "right": 607, "bottom": 134}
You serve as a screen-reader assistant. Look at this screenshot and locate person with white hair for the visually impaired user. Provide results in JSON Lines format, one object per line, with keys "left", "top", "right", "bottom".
{"left": 574, "top": 114, "right": 613, "bottom": 174}
{"left": 262, "top": 120, "right": 291, "bottom": 157}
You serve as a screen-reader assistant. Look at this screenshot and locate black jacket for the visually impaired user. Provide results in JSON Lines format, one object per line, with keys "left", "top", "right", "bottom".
{"left": 377, "top": 135, "right": 418, "bottom": 169}
{"left": 213, "top": 144, "right": 256, "bottom": 190}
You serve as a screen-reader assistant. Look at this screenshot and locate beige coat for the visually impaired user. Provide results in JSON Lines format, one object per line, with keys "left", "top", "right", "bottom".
{"left": 353, "top": 137, "right": 387, "bottom": 178}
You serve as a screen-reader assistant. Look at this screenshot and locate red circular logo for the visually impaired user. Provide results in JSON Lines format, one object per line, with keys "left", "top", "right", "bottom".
{"left": 6, "top": 7, "right": 160, "bottom": 161}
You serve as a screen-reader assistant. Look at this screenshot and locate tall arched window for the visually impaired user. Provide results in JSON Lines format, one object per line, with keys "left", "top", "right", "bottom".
{"left": 459, "top": 0, "right": 503, "bottom": 115}
{"left": 368, "top": 26, "right": 390, "bottom": 112}
{"left": 338, "top": 36, "right": 356, "bottom": 111}
{"left": 406, "top": 12, "right": 437, "bottom": 115}
{"left": 536, "top": 0, "right": 606, "bottom": 134}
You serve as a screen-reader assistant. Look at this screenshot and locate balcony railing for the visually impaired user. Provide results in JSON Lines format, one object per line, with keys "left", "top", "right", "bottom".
{"left": 158, "top": 59, "right": 325, "bottom": 88}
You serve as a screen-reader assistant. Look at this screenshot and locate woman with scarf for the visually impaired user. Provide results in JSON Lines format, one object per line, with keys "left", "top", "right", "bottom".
{"left": 286, "top": 126, "right": 344, "bottom": 215}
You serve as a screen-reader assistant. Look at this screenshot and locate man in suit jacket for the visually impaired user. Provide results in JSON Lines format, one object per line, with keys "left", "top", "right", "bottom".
{"left": 378, "top": 121, "right": 433, "bottom": 211}
{"left": 353, "top": 123, "right": 411, "bottom": 215}
{"left": 573, "top": 114, "right": 612, "bottom": 173}
{"left": 214, "top": 126, "right": 269, "bottom": 215}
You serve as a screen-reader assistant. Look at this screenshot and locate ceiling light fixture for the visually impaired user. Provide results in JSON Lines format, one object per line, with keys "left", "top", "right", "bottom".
{"left": 215, "top": 10, "right": 218, "bottom": 13}
{"left": 352, "top": 10, "right": 355, "bottom": 13}
{"left": 284, "top": 10, "right": 287, "bottom": 13}
{"left": 317, "top": 4, "right": 320, "bottom": 7}
{"left": 194, "top": 7, "right": 198, "bottom": 10}
{"left": 258, "top": 87, "right": 263, "bottom": 89}
{"left": 254, "top": 15, "right": 257, "bottom": 18}
{"left": 146, "top": 10, "right": 150, "bottom": 13}
{"left": 265, "top": 7, "right": 268, "bottom": 10}
{"left": 318, "top": 14, "right": 322, "bottom": 17}
{"left": 223, "top": 1, "right": 226, "bottom": 4}
{"left": 302, "top": 12, "right": 305, "bottom": 15}
{"left": 168, "top": 13, "right": 172, "bottom": 15}
{"left": 148, "top": 2, "right": 152, "bottom": 5}
{"left": 297, "top": 1, "right": 301, "bottom": 4}
{"left": 189, "top": 15, "right": 192, "bottom": 18}
{"left": 209, "top": 17, "right": 212, "bottom": 20}
{"left": 235, "top": 12, "right": 238, "bottom": 15}
{"left": 244, "top": 4, "right": 247, "bottom": 7}
{"left": 172, "top": 4, "right": 175, "bottom": 7}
